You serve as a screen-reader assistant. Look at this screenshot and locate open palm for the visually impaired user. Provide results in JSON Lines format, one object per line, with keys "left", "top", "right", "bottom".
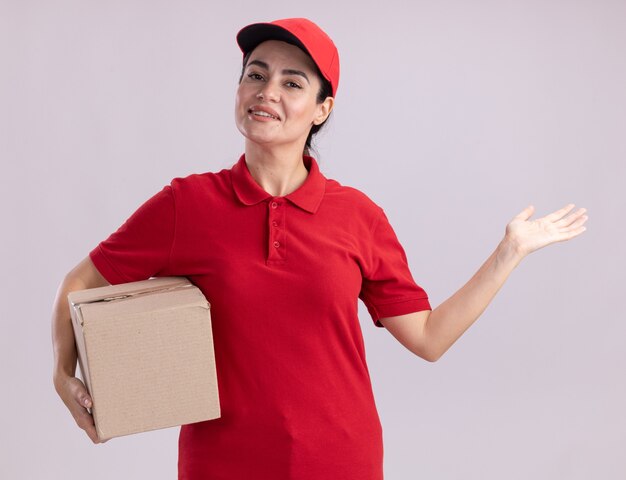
{"left": 506, "top": 204, "right": 588, "bottom": 256}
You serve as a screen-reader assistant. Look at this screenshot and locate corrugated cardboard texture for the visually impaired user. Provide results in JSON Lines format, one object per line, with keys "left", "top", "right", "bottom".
{"left": 68, "top": 277, "right": 220, "bottom": 440}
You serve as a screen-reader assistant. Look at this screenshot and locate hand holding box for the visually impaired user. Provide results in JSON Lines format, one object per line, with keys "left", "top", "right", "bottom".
{"left": 68, "top": 277, "right": 220, "bottom": 441}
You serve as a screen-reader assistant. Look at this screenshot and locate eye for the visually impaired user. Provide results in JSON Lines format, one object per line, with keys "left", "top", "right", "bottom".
{"left": 286, "top": 81, "right": 302, "bottom": 89}
{"left": 247, "top": 73, "right": 264, "bottom": 81}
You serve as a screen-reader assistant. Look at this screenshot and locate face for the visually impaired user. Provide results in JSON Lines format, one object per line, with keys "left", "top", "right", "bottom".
{"left": 235, "top": 40, "right": 333, "bottom": 151}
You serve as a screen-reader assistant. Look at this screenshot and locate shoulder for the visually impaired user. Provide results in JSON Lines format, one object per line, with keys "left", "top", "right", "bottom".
{"left": 323, "top": 177, "right": 385, "bottom": 221}
{"left": 170, "top": 165, "right": 232, "bottom": 190}
{"left": 168, "top": 164, "right": 235, "bottom": 202}
{"left": 320, "top": 179, "right": 385, "bottom": 233}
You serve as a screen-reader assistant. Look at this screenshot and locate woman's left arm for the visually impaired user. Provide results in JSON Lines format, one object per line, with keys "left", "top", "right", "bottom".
{"left": 379, "top": 204, "right": 588, "bottom": 362}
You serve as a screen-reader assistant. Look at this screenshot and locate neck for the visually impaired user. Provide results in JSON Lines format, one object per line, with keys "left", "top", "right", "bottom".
{"left": 244, "top": 140, "right": 310, "bottom": 197}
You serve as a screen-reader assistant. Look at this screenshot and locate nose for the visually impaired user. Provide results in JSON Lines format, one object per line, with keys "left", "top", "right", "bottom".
{"left": 258, "top": 80, "right": 280, "bottom": 102}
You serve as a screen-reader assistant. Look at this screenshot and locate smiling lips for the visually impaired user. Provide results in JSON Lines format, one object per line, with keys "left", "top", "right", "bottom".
{"left": 248, "top": 105, "right": 281, "bottom": 120}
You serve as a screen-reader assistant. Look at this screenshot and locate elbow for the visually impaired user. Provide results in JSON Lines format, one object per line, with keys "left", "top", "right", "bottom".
{"left": 415, "top": 341, "right": 452, "bottom": 362}
{"left": 422, "top": 351, "right": 443, "bottom": 363}
{"left": 422, "top": 355, "right": 441, "bottom": 363}
{"left": 413, "top": 346, "right": 444, "bottom": 363}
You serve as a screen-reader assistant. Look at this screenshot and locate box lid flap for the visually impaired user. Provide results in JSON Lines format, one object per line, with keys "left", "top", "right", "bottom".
{"left": 68, "top": 277, "right": 191, "bottom": 307}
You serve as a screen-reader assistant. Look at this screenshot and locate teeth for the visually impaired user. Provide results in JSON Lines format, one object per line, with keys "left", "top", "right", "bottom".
{"left": 252, "top": 110, "right": 276, "bottom": 119}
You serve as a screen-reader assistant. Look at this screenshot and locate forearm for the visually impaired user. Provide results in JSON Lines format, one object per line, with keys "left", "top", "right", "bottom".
{"left": 52, "top": 276, "right": 85, "bottom": 388}
{"left": 52, "top": 257, "right": 109, "bottom": 389}
{"left": 424, "top": 236, "right": 525, "bottom": 360}
{"left": 380, "top": 204, "right": 586, "bottom": 361}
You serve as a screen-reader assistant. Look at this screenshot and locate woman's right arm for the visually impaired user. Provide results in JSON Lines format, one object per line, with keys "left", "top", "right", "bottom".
{"left": 52, "top": 256, "right": 110, "bottom": 443}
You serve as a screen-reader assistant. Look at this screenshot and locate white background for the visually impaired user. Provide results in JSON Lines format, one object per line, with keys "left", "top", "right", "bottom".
{"left": 2, "top": 0, "right": 625, "bottom": 478}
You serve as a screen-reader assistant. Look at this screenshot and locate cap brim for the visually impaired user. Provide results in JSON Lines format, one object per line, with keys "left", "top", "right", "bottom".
{"left": 236, "top": 23, "right": 309, "bottom": 57}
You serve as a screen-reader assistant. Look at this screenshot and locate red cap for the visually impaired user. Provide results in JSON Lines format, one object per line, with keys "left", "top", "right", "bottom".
{"left": 236, "top": 18, "right": 340, "bottom": 97}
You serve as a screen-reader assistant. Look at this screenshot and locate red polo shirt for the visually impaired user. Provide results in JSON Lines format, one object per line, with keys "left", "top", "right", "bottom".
{"left": 90, "top": 154, "right": 431, "bottom": 480}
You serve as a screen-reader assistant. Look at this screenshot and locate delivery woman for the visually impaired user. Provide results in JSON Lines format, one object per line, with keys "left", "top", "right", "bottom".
{"left": 52, "top": 18, "right": 588, "bottom": 480}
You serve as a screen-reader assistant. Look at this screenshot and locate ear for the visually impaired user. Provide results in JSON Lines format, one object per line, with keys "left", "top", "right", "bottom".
{"left": 313, "top": 97, "right": 335, "bottom": 126}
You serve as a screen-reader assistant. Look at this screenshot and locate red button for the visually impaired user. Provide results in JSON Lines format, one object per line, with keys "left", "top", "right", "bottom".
{"left": 271, "top": 201, "right": 278, "bottom": 209}
{"left": 273, "top": 241, "right": 280, "bottom": 248}
{"left": 272, "top": 221, "right": 278, "bottom": 227}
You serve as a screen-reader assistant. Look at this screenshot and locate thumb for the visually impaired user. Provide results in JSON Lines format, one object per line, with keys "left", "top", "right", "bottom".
{"left": 513, "top": 205, "right": 535, "bottom": 222}
{"left": 70, "top": 378, "right": 93, "bottom": 409}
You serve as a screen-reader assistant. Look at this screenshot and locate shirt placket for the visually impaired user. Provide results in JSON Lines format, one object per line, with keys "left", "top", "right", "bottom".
{"left": 267, "top": 198, "right": 286, "bottom": 264}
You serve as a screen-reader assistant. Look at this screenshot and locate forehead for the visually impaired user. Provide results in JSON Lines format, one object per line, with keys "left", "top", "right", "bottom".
{"left": 247, "top": 40, "right": 318, "bottom": 73}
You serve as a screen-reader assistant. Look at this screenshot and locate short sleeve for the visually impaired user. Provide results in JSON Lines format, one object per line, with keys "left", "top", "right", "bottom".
{"left": 89, "top": 185, "right": 176, "bottom": 285}
{"left": 359, "top": 210, "right": 431, "bottom": 327}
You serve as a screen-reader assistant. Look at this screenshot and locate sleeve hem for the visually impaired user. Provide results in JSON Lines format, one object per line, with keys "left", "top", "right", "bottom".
{"left": 367, "top": 297, "right": 432, "bottom": 328}
{"left": 167, "top": 183, "right": 177, "bottom": 271}
{"left": 89, "top": 246, "right": 130, "bottom": 285}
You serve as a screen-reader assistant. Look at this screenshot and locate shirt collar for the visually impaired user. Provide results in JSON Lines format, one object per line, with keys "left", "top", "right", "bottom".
{"left": 231, "top": 154, "right": 326, "bottom": 214}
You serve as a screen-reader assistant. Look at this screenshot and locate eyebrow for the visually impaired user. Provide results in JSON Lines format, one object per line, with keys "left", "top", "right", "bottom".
{"left": 246, "top": 59, "right": 310, "bottom": 84}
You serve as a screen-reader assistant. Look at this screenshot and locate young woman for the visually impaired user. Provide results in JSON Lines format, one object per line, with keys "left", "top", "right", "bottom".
{"left": 52, "top": 18, "right": 588, "bottom": 480}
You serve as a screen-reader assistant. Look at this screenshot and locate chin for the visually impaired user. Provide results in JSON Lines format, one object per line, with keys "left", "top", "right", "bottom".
{"left": 236, "top": 121, "right": 274, "bottom": 143}
{"left": 242, "top": 131, "right": 279, "bottom": 146}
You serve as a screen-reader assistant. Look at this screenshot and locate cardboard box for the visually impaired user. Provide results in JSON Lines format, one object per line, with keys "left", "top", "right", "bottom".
{"left": 68, "top": 276, "right": 220, "bottom": 441}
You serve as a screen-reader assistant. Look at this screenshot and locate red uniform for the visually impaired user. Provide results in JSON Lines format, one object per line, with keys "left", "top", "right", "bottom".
{"left": 90, "top": 154, "right": 431, "bottom": 479}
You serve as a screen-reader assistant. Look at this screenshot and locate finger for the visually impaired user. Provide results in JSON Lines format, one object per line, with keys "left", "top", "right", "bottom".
{"left": 545, "top": 203, "right": 576, "bottom": 222}
{"left": 69, "top": 378, "right": 93, "bottom": 409}
{"left": 73, "top": 404, "right": 95, "bottom": 433}
{"left": 557, "top": 208, "right": 587, "bottom": 228}
{"left": 73, "top": 403, "right": 101, "bottom": 443}
{"left": 84, "top": 423, "right": 101, "bottom": 444}
{"left": 81, "top": 395, "right": 92, "bottom": 409}
{"left": 74, "top": 392, "right": 92, "bottom": 409}
{"left": 558, "top": 225, "right": 587, "bottom": 241}
{"left": 560, "top": 214, "right": 588, "bottom": 231}
{"left": 85, "top": 423, "right": 102, "bottom": 444}
{"left": 513, "top": 205, "right": 535, "bottom": 221}
{"left": 67, "top": 379, "right": 100, "bottom": 442}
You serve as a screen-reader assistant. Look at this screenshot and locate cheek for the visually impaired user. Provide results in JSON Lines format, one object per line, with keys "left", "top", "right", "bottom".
{"left": 234, "top": 88, "right": 250, "bottom": 120}
{"left": 234, "top": 87, "right": 244, "bottom": 111}
{"left": 287, "top": 99, "right": 318, "bottom": 125}
{"left": 234, "top": 91, "right": 248, "bottom": 133}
